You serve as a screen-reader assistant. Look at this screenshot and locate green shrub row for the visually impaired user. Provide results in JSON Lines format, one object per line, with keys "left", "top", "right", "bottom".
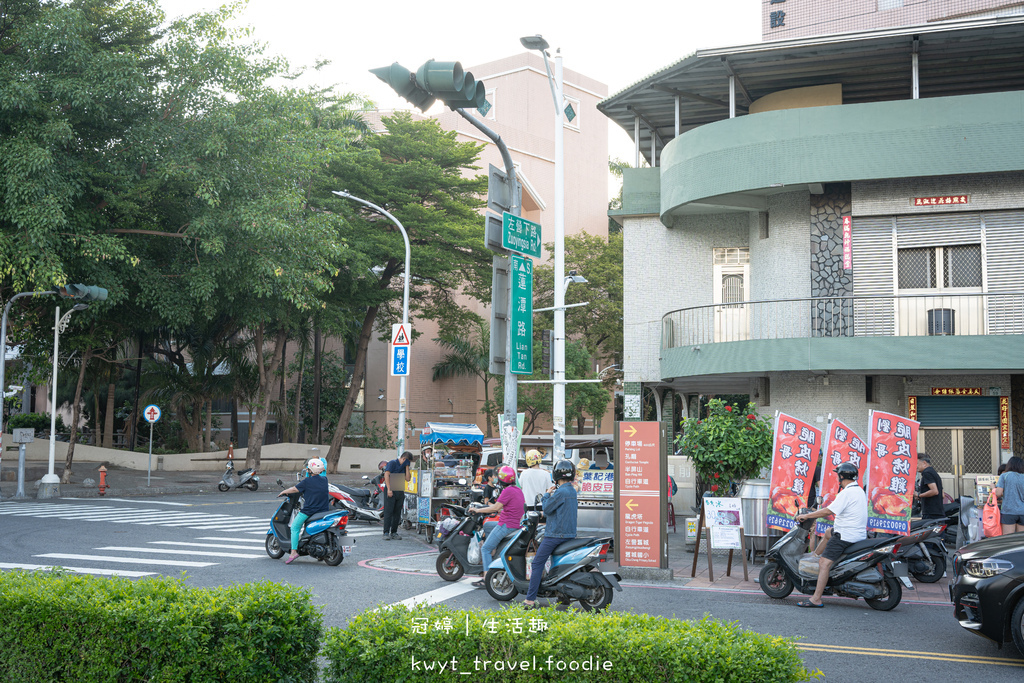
{"left": 0, "top": 571, "right": 322, "bottom": 683}
{"left": 322, "top": 604, "right": 818, "bottom": 683}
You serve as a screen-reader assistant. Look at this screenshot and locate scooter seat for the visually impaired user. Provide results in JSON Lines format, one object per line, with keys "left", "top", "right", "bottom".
{"left": 336, "top": 484, "right": 370, "bottom": 499}
{"left": 839, "top": 536, "right": 893, "bottom": 557}
{"left": 306, "top": 510, "right": 333, "bottom": 523}
{"left": 553, "top": 537, "right": 599, "bottom": 554}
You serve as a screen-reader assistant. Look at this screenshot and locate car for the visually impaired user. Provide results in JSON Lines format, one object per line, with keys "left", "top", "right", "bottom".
{"left": 950, "top": 533, "right": 1024, "bottom": 656}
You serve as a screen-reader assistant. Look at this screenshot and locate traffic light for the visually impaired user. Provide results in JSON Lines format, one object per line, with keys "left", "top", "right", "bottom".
{"left": 369, "top": 62, "right": 436, "bottom": 112}
{"left": 541, "top": 329, "right": 553, "bottom": 378}
{"left": 59, "top": 284, "right": 108, "bottom": 302}
{"left": 415, "top": 60, "right": 488, "bottom": 111}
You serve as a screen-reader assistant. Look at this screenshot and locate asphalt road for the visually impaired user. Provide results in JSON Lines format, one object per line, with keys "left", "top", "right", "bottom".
{"left": 2, "top": 491, "right": 1022, "bottom": 682}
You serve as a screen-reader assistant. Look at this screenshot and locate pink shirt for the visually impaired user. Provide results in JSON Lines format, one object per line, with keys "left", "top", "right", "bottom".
{"left": 497, "top": 485, "right": 526, "bottom": 528}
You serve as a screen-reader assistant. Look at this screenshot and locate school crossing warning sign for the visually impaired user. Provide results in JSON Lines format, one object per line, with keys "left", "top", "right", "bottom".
{"left": 390, "top": 323, "right": 412, "bottom": 377}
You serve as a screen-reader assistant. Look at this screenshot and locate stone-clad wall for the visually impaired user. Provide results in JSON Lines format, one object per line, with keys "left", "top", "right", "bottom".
{"left": 810, "top": 184, "right": 853, "bottom": 337}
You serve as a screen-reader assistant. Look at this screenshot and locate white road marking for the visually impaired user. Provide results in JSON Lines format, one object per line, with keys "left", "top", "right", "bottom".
{"left": 150, "top": 541, "right": 268, "bottom": 551}
{"left": 101, "top": 498, "right": 193, "bottom": 506}
{"left": 35, "top": 553, "right": 216, "bottom": 567}
{"left": 96, "top": 546, "right": 264, "bottom": 559}
{"left": 384, "top": 578, "right": 478, "bottom": 609}
{"left": 195, "top": 536, "right": 266, "bottom": 543}
{"left": 0, "top": 562, "right": 157, "bottom": 577}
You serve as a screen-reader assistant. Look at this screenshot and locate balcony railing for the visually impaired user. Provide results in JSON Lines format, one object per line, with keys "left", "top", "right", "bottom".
{"left": 661, "top": 293, "right": 1024, "bottom": 349}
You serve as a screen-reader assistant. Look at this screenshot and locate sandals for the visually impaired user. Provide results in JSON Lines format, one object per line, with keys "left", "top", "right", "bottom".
{"left": 796, "top": 600, "right": 824, "bottom": 608}
{"left": 471, "top": 580, "right": 486, "bottom": 588}
{"left": 285, "top": 555, "right": 298, "bottom": 565}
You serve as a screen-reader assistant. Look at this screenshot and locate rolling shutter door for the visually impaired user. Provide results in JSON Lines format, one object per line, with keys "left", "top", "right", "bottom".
{"left": 916, "top": 396, "right": 999, "bottom": 427}
{"left": 896, "top": 213, "right": 981, "bottom": 248}
{"left": 852, "top": 217, "right": 894, "bottom": 336}
{"left": 982, "top": 210, "right": 1024, "bottom": 334}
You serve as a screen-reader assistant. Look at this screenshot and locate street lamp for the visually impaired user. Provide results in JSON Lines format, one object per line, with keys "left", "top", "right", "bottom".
{"left": 39, "top": 302, "right": 88, "bottom": 499}
{"left": 333, "top": 190, "right": 411, "bottom": 457}
{"left": 520, "top": 33, "right": 569, "bottom": 461}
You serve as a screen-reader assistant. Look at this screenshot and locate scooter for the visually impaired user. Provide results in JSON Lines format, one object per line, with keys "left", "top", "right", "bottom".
{"left": 482, "top": 508, "right": 622, "bottom": 611}
{"left": 218, "top": 459, "right": 259, "bottom": 492}
{"left": 264, "top": 490, "right": 353, "bottom": 566}
{"left": 759, "top": 512, "right": 928, "bottom": 610}
{"left": 882, "top": 519, "right": 948, "bottom": 583}
{"left": 435, "top": 502, "right": 498, "bottom": 580}
{"left": 328, "top": 482, "right": 384, "bottom": 523}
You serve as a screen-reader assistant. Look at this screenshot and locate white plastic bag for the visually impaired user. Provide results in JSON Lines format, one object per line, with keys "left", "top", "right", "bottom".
{"left": 467, "top": 531, "right": 482, "bottom": 565}
{"left": 524, "top": 554, "right": 553, "bottom": 580}
{"left": 797, "top": 553, "right": 820, "bottom": 577}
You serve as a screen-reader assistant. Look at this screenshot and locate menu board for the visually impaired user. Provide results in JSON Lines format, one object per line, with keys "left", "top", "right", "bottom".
{"left": 616, "top": 421, "right": 664, "bottom": 569}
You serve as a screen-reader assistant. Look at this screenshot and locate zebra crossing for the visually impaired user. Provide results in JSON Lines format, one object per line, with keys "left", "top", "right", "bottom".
{"left": 0, "top": 501, "right": 270, "bottom": 533}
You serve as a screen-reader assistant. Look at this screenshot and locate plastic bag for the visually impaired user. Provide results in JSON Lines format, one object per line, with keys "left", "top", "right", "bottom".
{"left": 524, "top": 554, "right": 553, "bottom": 580}
{"left": 982, "top": 492, "right": 1002, "bottom": 538}
{"left": 467, "top": 531, "right": 482, "bottom": 565}
{"left": 797, "top": 552, "right": 820, "bottom": 577}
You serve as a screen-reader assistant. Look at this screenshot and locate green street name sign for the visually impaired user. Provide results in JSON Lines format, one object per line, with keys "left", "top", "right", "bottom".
{"left": 502, "top": 212, "right": 542, "bottom": 259}
{"left": 510, "top": 254, "right": 533, "bottom": 375}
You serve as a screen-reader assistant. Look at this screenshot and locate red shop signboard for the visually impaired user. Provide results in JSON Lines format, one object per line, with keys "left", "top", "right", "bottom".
{"left": 615, "top": 421, "right": 665, "bottom": 569}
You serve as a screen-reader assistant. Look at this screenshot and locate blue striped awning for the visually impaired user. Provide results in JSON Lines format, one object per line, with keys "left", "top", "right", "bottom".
{"left": 420, "top": 422, "right": 484, "bottom": 446}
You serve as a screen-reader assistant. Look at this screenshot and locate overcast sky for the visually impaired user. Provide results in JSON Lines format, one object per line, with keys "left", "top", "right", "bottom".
{"left": 159, "top": 0, "right": 762, "bottom": 174}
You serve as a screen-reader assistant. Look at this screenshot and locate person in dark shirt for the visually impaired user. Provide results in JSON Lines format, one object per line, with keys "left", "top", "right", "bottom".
{"left": 383, "top": 451, "right": 417, "bottom": 540}
{"left": 277, "top": 458, "right": 331, "bottom": 564}
{"left": 480, "top": 469, "right": 498, "bottom": 504}
{"left": 915, "top": 453, "right": 944, "bottom": 519}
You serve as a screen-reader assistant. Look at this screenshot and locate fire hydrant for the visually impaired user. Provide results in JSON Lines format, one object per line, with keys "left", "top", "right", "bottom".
{"left": 98, "top": 466, "right": 109, "bottom": 496}
{"left": 227, "top": 442, "right": 234, "bottom": 460}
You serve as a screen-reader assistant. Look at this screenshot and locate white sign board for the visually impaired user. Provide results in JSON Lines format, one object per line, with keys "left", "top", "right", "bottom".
{"left": 12, "top": 428, "right": 34, "bottom": 443}
{"left": 704, "top": 497, "right": 744, "bottom": 550}
{"left": 143, "top": 404, "right": 162, "bottom": 423}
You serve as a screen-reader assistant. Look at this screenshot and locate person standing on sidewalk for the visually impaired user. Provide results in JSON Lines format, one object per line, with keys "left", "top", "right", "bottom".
{"left": 523, "top": 460, "right": 578, "bottom": 609}
{"left": 383, "top": 451, "right": 416, "bottom": 540}
{"left": 914, "top": 454, "right": 944, "bottom": 520}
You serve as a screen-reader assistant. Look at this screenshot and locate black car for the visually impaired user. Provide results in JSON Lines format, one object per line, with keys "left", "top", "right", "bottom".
{"left": 950, "top": 533, "right": 1024, "bottom": 656}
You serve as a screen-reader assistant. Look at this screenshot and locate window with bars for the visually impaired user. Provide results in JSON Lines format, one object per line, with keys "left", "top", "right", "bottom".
{"left": 897, "top": 244, "right": 982, "bottom": 290}
{"left": 713, "top": 247, "right": 749, "bottom": 265}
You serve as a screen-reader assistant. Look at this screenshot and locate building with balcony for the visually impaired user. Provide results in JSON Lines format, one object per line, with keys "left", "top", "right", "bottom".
{"left": 600, "top": 16, "right": 1024, "bottom": 496}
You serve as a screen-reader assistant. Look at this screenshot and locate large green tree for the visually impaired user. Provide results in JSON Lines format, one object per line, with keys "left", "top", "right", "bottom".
{"left": 431, "top": 321, "right": 495, "bottom": 437}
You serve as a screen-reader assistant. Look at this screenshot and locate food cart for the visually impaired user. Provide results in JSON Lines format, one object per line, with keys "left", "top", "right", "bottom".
{"left": 412, "top": 423, "right": 484, "bottom": 538}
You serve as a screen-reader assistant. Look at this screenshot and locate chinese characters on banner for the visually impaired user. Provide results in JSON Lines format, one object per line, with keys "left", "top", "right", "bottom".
{"left": 930, "top": 387, "right": 982, "bottom": 396}
{"left": 616, "top": 422, "right": 663, "bottom": 569}
{"left": 1000, "top": 396, "right": 1010, "bottom": 450}
{"left": 865, "top": 410, "right": 919, "bottom": 535}
{"left": 908, "top": 396, "right": 917, "bottom": 422}
{"left": 814, "top": 419, "right": 867, "bottom": 536}
{"left": 578, "top": 470, "right": 614, "bottom": 499}
{"left": 911, "top": 195, "right": 969, "bottom": 206}
{"left": 705, "top": 497, "right": 744, "bottom": 550}
{"left": 767, "top": 413, "right": 821, "bottom": 531}
{"left": 842, "top": 216, "right": 852, "bottom": 270}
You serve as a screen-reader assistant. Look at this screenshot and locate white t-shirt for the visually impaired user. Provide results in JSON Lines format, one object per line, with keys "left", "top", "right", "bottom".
{"left": 826, "top": 483, "right": 868, "bottom": 542}
{"left": 519, "top": 467, "right": 553, "bottom": 507}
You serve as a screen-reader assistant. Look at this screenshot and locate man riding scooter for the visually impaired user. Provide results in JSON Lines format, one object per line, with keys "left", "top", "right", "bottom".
{"left": 523, "top": 459, "right": 578, "bottom": 610}
{"left": 794, "top": 462, "right": 868, "bottom": 608}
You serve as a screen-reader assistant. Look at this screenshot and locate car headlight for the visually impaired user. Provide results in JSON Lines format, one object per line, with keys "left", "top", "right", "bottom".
{"left": 964, "top": 558, "right": 1014, "bottom": 578}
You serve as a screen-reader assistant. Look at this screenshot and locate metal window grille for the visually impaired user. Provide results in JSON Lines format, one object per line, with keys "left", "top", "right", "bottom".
{"left": 897, "top": 248, "right": 935, "bottom": 288}
{"left": 722, "top": 274, "right": 744, "bottom": 304}
{"left": 713, "top": 247, "right": 749, "bottom": 265}
{"left": 945, "top": 244, "right": 982, "bottom": 288}
{"left": 962, "top": 430, "right": 993, "bottom": 474}
{"left": 923, "top": 430, "right": 953, "bottom": 474}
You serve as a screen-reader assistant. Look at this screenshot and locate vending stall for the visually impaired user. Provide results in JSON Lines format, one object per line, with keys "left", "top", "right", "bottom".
{"left": 413, "top": 423, "right": 485, "bottom": 538}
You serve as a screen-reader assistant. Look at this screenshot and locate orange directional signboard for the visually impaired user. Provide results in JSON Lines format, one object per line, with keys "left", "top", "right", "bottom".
{"left": 614, "top": 421, "right": 666, "bottom": 569}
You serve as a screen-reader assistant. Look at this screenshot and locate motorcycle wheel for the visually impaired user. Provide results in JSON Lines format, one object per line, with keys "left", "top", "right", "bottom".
{"left": 265, "top": 534, "right": 285, "bottom": 559}
{"left": 865, "top": 577, "right": 902, "bottom": 611}
{"left": 218, "top": 483, "right": 230, "bottom": 492}
{"left": 758, "top": 563, "right": 794, "bottom": 599}
{"left": 324, "top": 543, "right": 344, "bottom": 566}
{"left": 578, "top": 585, "right": 612, "bottom": 612}
{"left": 436, "top": 550, "right": 465, "bottom": 581}
{"left": 484, "top": 568, "right": 518, "bottom": 601}
{"left": 245, "top": 480, "right": 259, "bottom": 491}
{"left": 911, "top": 552, "right": 946, "bottom": 584}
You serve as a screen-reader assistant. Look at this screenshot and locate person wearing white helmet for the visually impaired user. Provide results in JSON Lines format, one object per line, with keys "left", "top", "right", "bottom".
{"left": 277, "top": 458, "right": 331, "bottom": 564}
{"left": 519, "top": 450, "right": 552, "bottom": 512}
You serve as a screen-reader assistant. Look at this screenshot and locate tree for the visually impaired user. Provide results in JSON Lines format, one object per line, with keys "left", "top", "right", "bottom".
{"left": 564, "top": 341, "right": 611, "bottom": 434}
{"left": 287, "top": 349, "right": 350, "bottom": 442}
{"left": 431, "top": 321, "right": 495, "bottom": 437}
{"left": 320, "top": 113, "right": 491, "bottom": 472}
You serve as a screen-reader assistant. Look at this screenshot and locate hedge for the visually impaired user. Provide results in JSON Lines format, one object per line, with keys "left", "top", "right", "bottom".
{"left": 0, "top": 571, "right": 321, "bottom": 683}
{"left": 322, "top": 604, "right": 819, "bottom": 682}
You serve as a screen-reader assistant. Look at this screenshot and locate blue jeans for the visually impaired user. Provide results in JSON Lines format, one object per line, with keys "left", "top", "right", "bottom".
{"left": 481, "top": 523, "right": 517, "bottom": 567}
{"left": 290, "top": 512, "right": 309, "bottom": 551}
{"left": 526, "top": 535, "right": 571, "bottom": 601}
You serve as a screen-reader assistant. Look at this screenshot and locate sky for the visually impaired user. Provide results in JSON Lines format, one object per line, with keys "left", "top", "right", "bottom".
{"left": 158, "top": 0, "right": 763, "bottom": 182}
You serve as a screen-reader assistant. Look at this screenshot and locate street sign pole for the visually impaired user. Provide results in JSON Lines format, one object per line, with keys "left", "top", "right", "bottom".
{"left": 148, "top": 421, "right": 153, "bottom": 487}
{"left": 143, "top": 404, "right": 161, "bottom": 487}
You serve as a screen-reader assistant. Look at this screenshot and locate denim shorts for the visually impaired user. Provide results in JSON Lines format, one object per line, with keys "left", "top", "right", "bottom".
{"left": 1001, "top": 512, "right": 1024, "bottom": 526}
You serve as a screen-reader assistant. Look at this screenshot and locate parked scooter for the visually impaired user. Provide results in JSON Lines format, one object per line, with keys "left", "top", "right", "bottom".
{"left": 218, "top": 459, "right": 259, "bottom": 492}
{"left": 265, "top": 488, "right": 352, "bottom": 566}
{"left": 759, "top": 513, "right": 929, "bottom": 610}
{"left": 328, "top": 482, "right": 384, "bottom": 523}
{"left": 435, "top": 502, "right": 498, "bottom": 580}
{"left": 482, "top": 507, "right": 622, "bottom": 611}
{"left": 879, "top": 519, "right": 948, "bottom": 583}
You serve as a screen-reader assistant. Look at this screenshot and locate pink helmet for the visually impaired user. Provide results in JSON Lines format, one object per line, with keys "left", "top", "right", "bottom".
{"left": 497, "top": 465, "right": 516, "bottom": 484}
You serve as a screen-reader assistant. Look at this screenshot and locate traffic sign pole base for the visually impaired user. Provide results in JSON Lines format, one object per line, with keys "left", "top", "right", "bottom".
{"left": 37, "top": 476, "right": 60, "bottom": 499}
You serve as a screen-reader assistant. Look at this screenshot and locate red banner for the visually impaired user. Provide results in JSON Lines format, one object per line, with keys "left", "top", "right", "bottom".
{"left": 842, "top": 216, "right": 852, "bottom": 270}
{"left": 815, "top": 419, "right": 868, "bottom": 535}
{"left": 768, "top": 413, "right": 821, "bottom": 531}
{"left": 866, "top": 410, "right": 919, "bottom": 535}
{"left": 1000, "top": 396, "right": 1010, "bottom": 450}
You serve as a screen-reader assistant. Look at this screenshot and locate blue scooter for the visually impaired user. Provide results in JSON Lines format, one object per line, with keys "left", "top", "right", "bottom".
{"left": 265, "top": 490, "right": 352, "bottom": 566}
{"left": 482, "top": 508, "right": 622, "bottom": 610}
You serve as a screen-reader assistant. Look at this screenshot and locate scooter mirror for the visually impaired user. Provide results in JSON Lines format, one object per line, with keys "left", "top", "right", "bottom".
{"left": 536, "top": 494, "right": 543, "bottom": 504}
{"left": 458, "top": 478, "right": 467, "bottom": 485}
{"left": 361, "top": 475, "right": 369, "bottom": 480}
{"left": 815, "top": 495, "right": 823, "bottom": 506}
{"left": 276, "top": 479, "right": 284, "bottom": 486}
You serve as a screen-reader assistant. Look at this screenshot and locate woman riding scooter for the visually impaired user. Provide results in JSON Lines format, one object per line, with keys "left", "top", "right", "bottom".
{"left": 278, "top": 458, "right": 331, "bottom": 564}
{"left": 470, "top": 465, "right": 525, "bottom": 588}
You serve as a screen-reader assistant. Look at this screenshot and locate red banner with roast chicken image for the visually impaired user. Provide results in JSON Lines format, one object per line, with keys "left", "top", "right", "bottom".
{"left": 767, "top": 413, "right": 821, "bottom": 531}
{"left": 865, "top": 410, "right": 919, "bottom": 535}
{"left": 814, "top": 418, "right": 868, "bottom": 536}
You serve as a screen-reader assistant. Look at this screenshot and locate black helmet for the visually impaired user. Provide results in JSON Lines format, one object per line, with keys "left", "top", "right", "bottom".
{"left": 834, "top": 462, "right": 859, "bottom": 481}
{"left": 552, "top": 459, "right": 576, "bottom": 482}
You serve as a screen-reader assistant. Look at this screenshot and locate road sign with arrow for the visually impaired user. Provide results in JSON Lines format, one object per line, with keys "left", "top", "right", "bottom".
{"left": 614, "top": 421, "right": 666, "bottom": 570}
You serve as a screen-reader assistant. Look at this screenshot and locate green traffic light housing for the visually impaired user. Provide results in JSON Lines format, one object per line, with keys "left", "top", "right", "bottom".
{"left": 370, "top": 62, "right": 436, "bottom": 112}
{"left": 59, "top": 283, "right": 108, "bottom": 302}
{"left": 415, "top": 60, "right": 488, "bottom": 111}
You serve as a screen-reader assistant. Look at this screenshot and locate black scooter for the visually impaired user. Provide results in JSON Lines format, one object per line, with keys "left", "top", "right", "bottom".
{"left": 435, "top": 502, "right": 503, "bottom": 580}
{"left": 759, "top": 512, "right": 925, "bottom": 610}
{"left": 880, "top": 518, "right": 948, "bottom": 583}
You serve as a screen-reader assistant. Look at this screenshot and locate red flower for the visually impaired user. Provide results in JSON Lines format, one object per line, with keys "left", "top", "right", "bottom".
{"left": 747, "top": 414, "right": 756, "bottom": 420}
{"left": 713, "top": 472, "right": 720, "bottom": 479}
{"left": 710, "top": 484, "right": 719, "bottom": 492}
{"left": 725, "top": 406, "right": 733, "bottom": 412}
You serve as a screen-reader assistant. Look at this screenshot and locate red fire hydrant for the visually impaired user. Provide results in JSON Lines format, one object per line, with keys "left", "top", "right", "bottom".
{"left": 98, "top": 466, "right": 109, "bottom": 496}
{"left": 227, "top": 443, "right": 234, "bottom": 460}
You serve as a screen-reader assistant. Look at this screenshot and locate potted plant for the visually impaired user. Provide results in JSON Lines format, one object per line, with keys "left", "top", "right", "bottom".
{"left": 674, "top": 399, "right": 773, "bottom": 498}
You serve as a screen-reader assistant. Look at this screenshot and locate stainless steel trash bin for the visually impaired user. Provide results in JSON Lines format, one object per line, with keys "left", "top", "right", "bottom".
{"left": 739, "top": 479, "right": 771, "bottom": 555}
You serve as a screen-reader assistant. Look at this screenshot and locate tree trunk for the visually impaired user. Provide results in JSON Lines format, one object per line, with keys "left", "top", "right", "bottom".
{"left": 60, "top": 350, "right": 92, "bottom": 484}
{"left": 204, "top": 399, "right": 213, "bottom": 451}
{"left": 245, "top": 325, "right": 287, "bottom": 471}
{"left": 293, "top": 343, "right": 305, "bottom": 443}
{"left": 102, "top": 382, "right": 115, "bottom": 448}
{"left": 179, "top": 402, "right": 203, "bottom": 453}
{"left": 326, "top": 305, "right": 379, "bottom": 473}
{"left": 278, "top": 337, "right": 287, "bottom": 442}
{"left": 313, "top": 326, "right": 321, "bottom": 443}
{"left": 231, "top": 398, "right": 239, "bottom": 446}
{"left": 93, "top": 391, "right": 102, "bottom": 447}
